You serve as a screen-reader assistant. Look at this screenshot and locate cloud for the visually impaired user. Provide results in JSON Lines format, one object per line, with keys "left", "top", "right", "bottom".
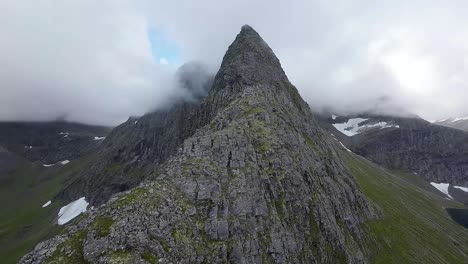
{"left": 1, "top": 0, "right": 468, "bottom": 125}
{"left": 0, "top": 0, "right": 181, "bottom": 126}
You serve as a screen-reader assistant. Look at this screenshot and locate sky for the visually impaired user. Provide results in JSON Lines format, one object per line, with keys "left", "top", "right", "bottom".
{"left": 1, "top": 0, "right": 468, "bottom": 125}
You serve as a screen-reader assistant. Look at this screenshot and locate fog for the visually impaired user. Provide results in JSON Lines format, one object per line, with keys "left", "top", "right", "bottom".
{"left": 1, "top": 0, "right": 467, "bottom": 125}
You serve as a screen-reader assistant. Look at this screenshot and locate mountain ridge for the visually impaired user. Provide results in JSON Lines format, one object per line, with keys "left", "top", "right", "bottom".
{"left": 17, "top": 25, "right": 468, "bottom": 264}
{"left": 21, "top": 25, "right": 380, "bottom": 263}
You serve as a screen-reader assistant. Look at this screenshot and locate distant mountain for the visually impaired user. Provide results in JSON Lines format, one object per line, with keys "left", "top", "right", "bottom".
{"left": 0, "top": 121, "right": 110, "bottom": 164}
{"left": 19, "top": 25, "right": 468, "bottom": 264}
{"left": 319, "top": 113, "right": 468, "bottom": 190}
{"left": 433, "top": 116, "right": 468, "bottom": 132}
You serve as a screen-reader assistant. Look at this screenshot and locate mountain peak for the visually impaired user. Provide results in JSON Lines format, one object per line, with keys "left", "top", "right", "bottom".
{"left": 211, "top": 25, "right": 287, "bottom": 93}
{"left": 240, "top": 24, "right": 256, "bottom": 34}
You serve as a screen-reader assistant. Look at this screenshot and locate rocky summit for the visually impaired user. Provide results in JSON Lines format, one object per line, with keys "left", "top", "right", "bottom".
{"left": 20, "top": 25, "right": 379, "bottom": 263}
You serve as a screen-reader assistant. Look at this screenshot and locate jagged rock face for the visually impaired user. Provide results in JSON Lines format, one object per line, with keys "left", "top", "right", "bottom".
{"left": 21, "top": 25, "right": 378, "bottom": 263}
{"left": 59, "top": 64, "right": 214, "bottom": 206}
{"left": 0, "top": 121, "right": 109, "bottom": 164}
{"left": 320, "top": 114, "right": 468, "bottom": 187}
{"left": 59, "top": 101, "right": 205, "bottom": 205}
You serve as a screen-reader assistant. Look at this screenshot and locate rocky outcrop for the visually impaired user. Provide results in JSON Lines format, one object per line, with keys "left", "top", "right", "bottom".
{"left": 21, "top": 25, "right": 378, "bottom": 263}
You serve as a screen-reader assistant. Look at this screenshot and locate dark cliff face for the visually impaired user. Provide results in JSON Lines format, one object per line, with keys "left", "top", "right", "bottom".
{"left": 21, "top": 25, "right": 379, "bottom": 263}
{"left": 58, "top": 62, "right": 215, "bottom": 205}
{"left": 320, "top": 114, "right": 468, "bottom": 187}
{"left": 59, "top": 101, "right": 206, "bottom": 205}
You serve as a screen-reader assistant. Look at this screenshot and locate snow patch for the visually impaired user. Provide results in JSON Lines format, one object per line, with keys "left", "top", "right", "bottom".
{"left": 332, "top": 118, "right": 399, "bottom": 136}
{"left": 134, "top": 120, "right": 138, "bottom": 125}
{"left": 94, "top": 136, "right": 106, "bottom": 141}
{"left": 24, "top": 145, "right": 33, "bottom": 149}
{"left": 450, "top": 116, "right": 468, "bottom": 123}
{"left": 58, "top": 197, "right": 88, "bottom": 225}
{"left": 60, "top": 160, "right": 70, "bottom": 165}
{"left": 430, "top": 182, "right": 453, "bottom": 199}
{"left": 433, "top": 118, "right": 450, "bottom": 123}
{"left": 339, "top": 142, "right": 352, "bottom": 152}
{"left": 331, "top": 115, "right": 337, "bottom": 120}
{"left": 43, "top": 163, "right": 54, "bottom": 167}
{"left": 42, "top": 200, "right": 51, "bottom": 207}
{"left": 454, "top": 186, "right": 468, "bottom": 193}
{"left": 59, "top": 132, "right": 69, "bottom": 138}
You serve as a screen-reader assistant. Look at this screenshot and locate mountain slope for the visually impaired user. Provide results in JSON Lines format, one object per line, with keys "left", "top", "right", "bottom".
{"left": 320, "top": 114, "right": 468, "bottom": 187}
{"left": 20, "top": 25, "right": 378, "bottom": 263}
{"left": 0, "top": 121, "right": 110, "bottom": 164}
{"left": 344, "top": 151, "right": 468, "bottom": 263}
{"left": 0, "top": 152, "right": 95, "bottom": 263}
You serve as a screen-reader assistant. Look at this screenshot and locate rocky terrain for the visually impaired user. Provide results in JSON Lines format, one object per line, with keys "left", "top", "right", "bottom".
{"left": 319, "top": 114, "right": 468, "bottom": 187}
{"left": 20, "top": 25, "right": 380, "bottom": 263}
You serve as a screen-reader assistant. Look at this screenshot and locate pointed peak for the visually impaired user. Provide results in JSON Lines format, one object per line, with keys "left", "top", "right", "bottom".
{"left": 211, "top": 25, "right": 287, "bottom": 93}
{"left": 239, "top": 24, "right": 257, "bottom": 34}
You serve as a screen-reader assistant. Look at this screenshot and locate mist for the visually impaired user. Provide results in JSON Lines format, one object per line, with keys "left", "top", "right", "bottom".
{"left": 1, "top": 0, "right": 468, "bottom": 125}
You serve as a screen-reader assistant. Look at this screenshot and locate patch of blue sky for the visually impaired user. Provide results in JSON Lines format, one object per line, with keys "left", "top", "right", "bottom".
{"left": 148, "top": 28, "right": 179, "bottom": 65}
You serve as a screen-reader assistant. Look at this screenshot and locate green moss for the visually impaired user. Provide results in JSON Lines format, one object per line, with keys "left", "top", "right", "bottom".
{"left": 247, "top": 120, "right": 274, "bottom": 155}
{"left": 45, "top": 230, "right": 88, "bottom": 264}
{"left": 113, "top": 187, "right": 146, "bottom": 208}
{"left": 171, "top": 225, "right": 193, "bottom": 244}
{"left": 308, "top": 209, "right": 320, "bottom": 256}
{"left": 303, "top": 133, "right": 320, "bottom": 153}
{"left": 158, "top": 239, "right": 170, "bottom": 253}
{"left": 274, "top": 197, "right": 286, "bottom": 219}
{"left": 209, "top": 121, "right": 216, "bottom": 129}
{"left": 91, "top": 216, "right": 114, "bottom": 238}
{"left": 242, "top": 106, "right": 265, "bottom": 117}
{"left": 141, "top": 250, "right": 158, "bottom": 264}
{"left": 182, "top": 157, "right": 206, "bottom": 175}
{"left": 104, "top": 163, "right": 123, "bottom": 174}
{"left": 283, "top": 81, "right": 304, "bottom": 114}
{"left": 258, "top": 232, "right": 274, "bottom": 264}
{"left": 108, "top": 250, "right": 132, "bottom": 264}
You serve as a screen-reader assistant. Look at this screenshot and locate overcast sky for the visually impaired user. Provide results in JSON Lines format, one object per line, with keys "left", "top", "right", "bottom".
{"left": 1, "top": 0, "right": 467, "bottom": 125}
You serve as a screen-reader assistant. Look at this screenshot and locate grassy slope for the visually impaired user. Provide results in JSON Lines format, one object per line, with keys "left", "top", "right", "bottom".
{"left": 345, "top": 152, "right": 468, "bottom": 263}
{"left": 0, "top": 156, "right": 93, "bottom": 264}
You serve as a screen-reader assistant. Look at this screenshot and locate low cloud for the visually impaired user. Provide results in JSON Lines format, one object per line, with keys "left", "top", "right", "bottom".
{"left": 1, "top": 0, "right": 468, "bottom": 125}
